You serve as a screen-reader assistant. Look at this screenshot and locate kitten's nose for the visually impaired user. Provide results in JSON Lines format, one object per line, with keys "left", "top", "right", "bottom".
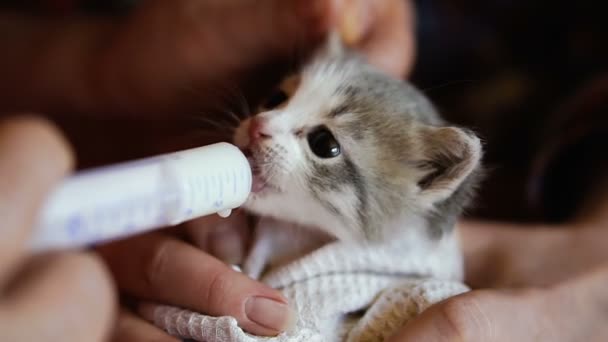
{"left": 248, "top": 117, "right": 272, "bottom": 141}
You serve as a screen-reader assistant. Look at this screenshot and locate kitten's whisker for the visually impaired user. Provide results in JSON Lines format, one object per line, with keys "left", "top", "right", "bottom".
{"left": 203, "top": 83, "right": 249, "bottom": 119}
{"left": 177, "top": 82, "right": 251, "bottom": 121}
{"left": 222, "top": 110, "right": 241, "bottom": 125}
{"left": 188, "top": 116, "right": 235, "bottom": 132}
{"left": 222, "top": 84, "right": 251, "bottom": 118}
{"left": 186, "top": 111, "right": 235, "bottom": 126}
{"left": 195, "top": 108, "right": 241, "bottom": 126}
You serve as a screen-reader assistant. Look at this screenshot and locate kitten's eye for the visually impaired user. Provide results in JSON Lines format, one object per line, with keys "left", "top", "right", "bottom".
{"left": 262, "top": 89, "right": 288, "bottom": 109}
{"left": 307, "top": 126, "right": 341, "bottom": 158}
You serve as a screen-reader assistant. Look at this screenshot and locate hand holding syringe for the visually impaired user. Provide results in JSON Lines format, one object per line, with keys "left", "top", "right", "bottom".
{"left": 30, "top": 143, "right": 252, "bottom": 252}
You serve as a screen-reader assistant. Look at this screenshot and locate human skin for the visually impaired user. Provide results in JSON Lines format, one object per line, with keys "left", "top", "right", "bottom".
{"left": 0, "top": 0, "right": 413, "bottom": 340}
{"left": 389, "top": 181, "right": 608, "bottom": 341}
{"left": 0, "top": 117, "right": 115, "bottom": 342}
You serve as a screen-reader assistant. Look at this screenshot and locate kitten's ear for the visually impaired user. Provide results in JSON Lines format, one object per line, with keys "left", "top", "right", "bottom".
{"left": 416, "top": 126, "right": 482, "bottom": 204}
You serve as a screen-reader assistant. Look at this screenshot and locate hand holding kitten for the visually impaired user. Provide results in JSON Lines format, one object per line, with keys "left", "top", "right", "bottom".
{"left": 390, "top": 186, "right": 608, "bottom": 341}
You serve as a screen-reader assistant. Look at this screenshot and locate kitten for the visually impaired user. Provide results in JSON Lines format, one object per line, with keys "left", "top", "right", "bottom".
{"left": 148, "top": 42, "right": 484, "bottom": 341}
{"left": 233, "top": 44, "right": 482, "bottom": 248}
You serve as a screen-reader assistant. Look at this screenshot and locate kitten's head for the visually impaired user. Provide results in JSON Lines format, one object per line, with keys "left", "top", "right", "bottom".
{"left": 234, "top": 51, "right": 482, "bottom": 242}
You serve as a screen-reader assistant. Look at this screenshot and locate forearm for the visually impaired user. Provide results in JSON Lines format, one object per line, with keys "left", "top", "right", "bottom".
{"left": 461, "top": 173, "right": 608, "bottom": 288}
{"left": 0, "top": 11, "right": 112, "bottom": 115}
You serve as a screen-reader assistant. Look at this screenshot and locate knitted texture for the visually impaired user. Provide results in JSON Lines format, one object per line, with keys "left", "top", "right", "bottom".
{"left": 151, "top": 219, "right": 469, "bottom": 341}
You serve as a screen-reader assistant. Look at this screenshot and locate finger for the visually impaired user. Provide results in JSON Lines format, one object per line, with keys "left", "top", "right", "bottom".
{"left": 97, "top": 233, "right": 295, "bottom": 336}
{"left": 0, "top": 116, "right": 73, "bottom": 285}
{"left": 387, "top": 289, "right": 548, "bottom": 342}
{"left": 456, "top": 220, "right": 506, "bottom": 288}
{"left": 458, "top": 220, "right": 572, "bottom": 288}
{"left": 186, "top": 210, "right": 251, "bottom": 265}
{"left": 338, "top": 0, "right": 415, "bottom": 77}
{"left": 112, "top": 308, "right": 179, "bottom": 342}
{"left": 360, "top": 0, "right": 415, "bottom": 77}
{"left": 0, "top": 253, "right": 115, "bottom": 342}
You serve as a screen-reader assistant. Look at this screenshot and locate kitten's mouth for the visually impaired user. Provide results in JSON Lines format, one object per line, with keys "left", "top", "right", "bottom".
{"left": 251, "top": 170, "right": 267, "bottom": 194}
{"left": 242, "top": 147, "right": 270, "bottom": 195}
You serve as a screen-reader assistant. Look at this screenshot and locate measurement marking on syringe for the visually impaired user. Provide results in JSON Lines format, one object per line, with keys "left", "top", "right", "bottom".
{"left": 218, "top": 172, "right": 224, "bottom": 202}
{"left": 210, "top": 174, "right": 216, "bottom": 201}
{"left": 188, "top": 178, "right": 197, "bottom": 215}
{"left": 216, "top": 174, "right": 220, "bottom": 198}
{"left": 61, "top": 193, "right": 161, "bottom": 247}
{"left": 204, "top": 175, "right": 209, "bottom": 201}
{"left": 196, "top": 176, "right": 203, "bottom": 211}
{"left": 67, "top": 215, "right": 84, "bottom": 239}
{"left": 232, "top": 168, "right": 237, "bottom": 195}
{"left": 225, "top": 171, "right": 232, "bottom": 198}
{"left": 242, "top": 168, "right": 251, "bottom": 193}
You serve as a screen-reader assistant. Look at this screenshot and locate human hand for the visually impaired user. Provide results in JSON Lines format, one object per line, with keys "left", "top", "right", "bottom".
{"left": 388, "top": 264, "right": 608, "bottom": 342}
{"left": 98, "top": 211, "right": 295, "bottom": 341}
{"left": 0, "top": 116, "right": 116, "bottom": 341}
{"left": 390, "top": 177, "right": 608, "bottom": 341}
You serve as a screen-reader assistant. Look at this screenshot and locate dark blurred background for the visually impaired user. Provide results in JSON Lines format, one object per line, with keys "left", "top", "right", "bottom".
{"left": 410, "top": 0, "right": 608, "bottom": 224}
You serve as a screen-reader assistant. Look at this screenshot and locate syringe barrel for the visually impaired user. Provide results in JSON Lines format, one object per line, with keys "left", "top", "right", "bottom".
{"left": 30, "top": 143, "right": 252, "bottom": 252}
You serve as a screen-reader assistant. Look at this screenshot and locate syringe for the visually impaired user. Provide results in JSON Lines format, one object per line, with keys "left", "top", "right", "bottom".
{"left": 30, "top": 143, "right": 252, "bottom": 252}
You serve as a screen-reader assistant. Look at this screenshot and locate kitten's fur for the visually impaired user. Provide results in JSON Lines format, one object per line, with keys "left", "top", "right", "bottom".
{"left": 234, "top": 44, "right": 482, "bottom": 244}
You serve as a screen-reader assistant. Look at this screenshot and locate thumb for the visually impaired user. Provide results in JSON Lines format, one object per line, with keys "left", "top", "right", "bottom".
{"left": 337, "top": 0, "right": 415, "bottom": 77}
{"left": 387, "top": 289, "right": 549, "bottom": 342}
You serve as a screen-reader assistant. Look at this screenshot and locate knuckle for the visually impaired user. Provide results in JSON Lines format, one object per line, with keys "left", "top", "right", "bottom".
{"left": 202, "top": 268, "right": 234, "bottom": 315}
{"left": 439, "top": 295, "right": 484, "bottom": 340}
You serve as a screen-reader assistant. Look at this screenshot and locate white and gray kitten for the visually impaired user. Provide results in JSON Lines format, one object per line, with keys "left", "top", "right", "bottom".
{"left": 233, "top": 44, "right": 482, "bottom": 247}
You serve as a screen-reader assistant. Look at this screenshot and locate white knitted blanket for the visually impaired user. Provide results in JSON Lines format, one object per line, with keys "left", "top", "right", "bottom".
{"left": 150, "top": 218, "right": 469, "bottom": 341}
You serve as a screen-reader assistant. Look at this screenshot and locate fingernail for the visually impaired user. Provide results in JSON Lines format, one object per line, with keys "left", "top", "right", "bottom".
{"left": 339, "top": 0, "right": 370, "bottom": 45}
{"left": 245, "top": 297, "right": 297, "bottom": 333}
